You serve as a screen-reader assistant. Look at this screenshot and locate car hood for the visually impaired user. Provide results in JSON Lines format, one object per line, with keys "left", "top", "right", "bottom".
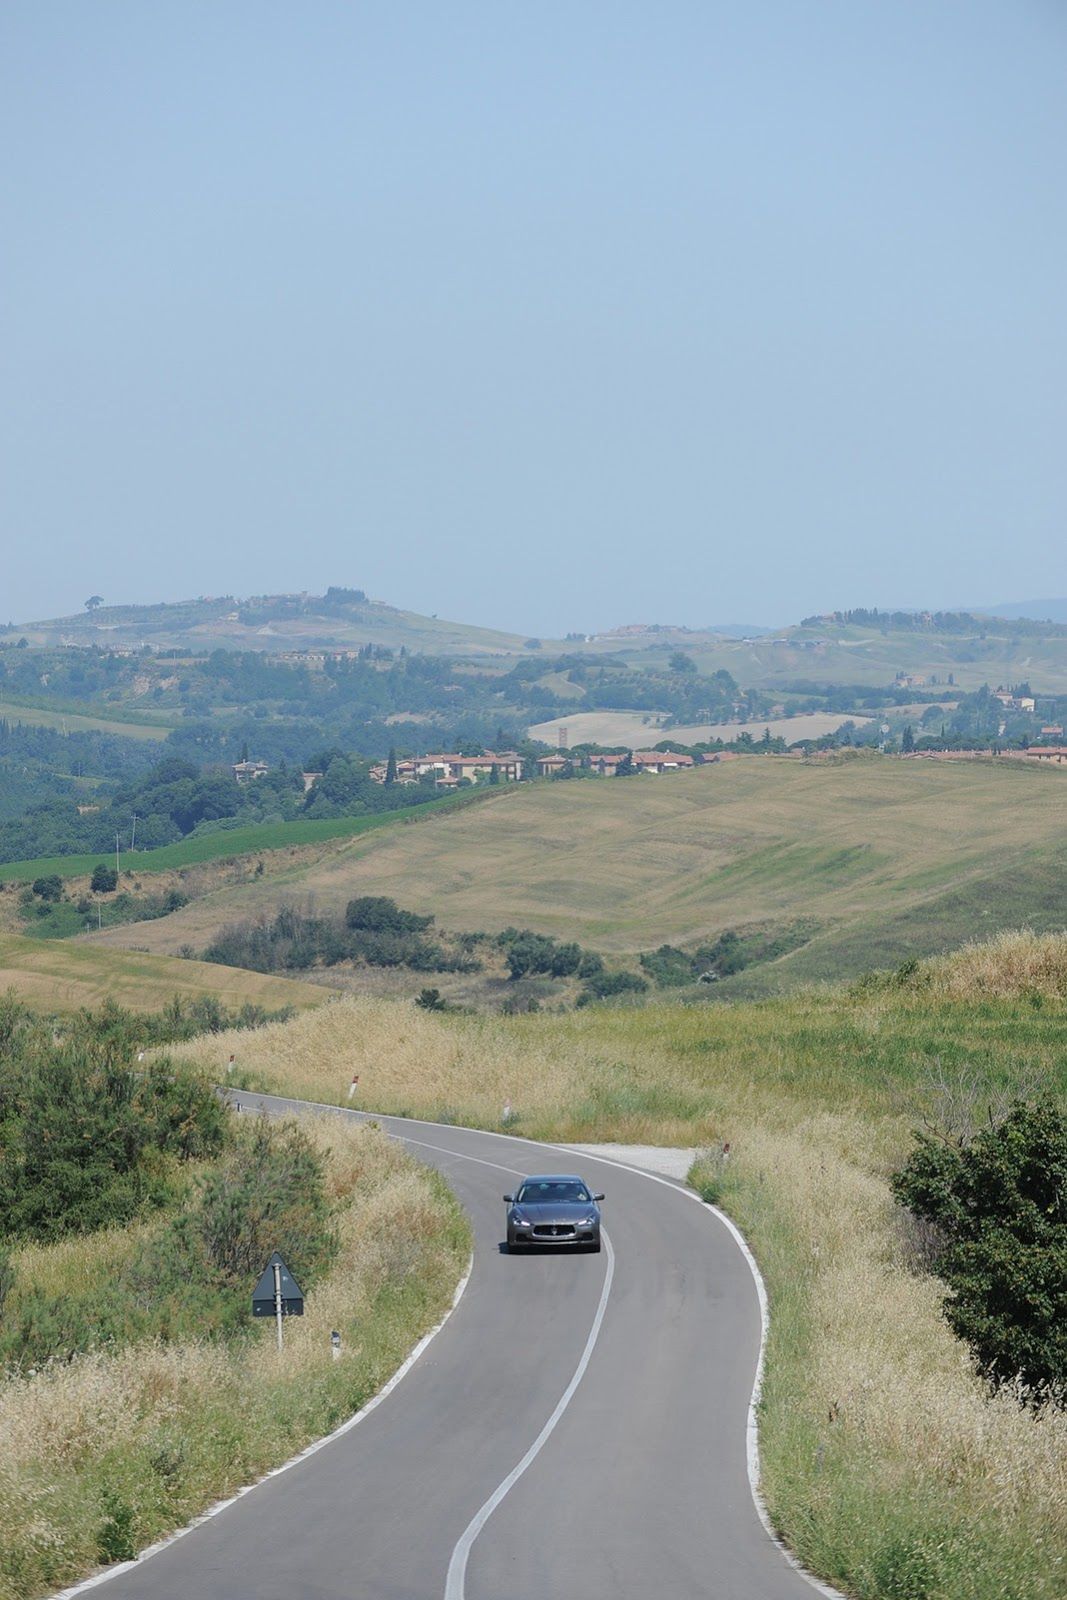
{"left": 511, "top": 1201, "right": 597, "bottom": 1221}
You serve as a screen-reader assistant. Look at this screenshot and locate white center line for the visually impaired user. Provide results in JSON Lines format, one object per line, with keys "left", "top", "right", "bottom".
{"left": 443, "top": 1228, "right": 615, "bottom": 1600}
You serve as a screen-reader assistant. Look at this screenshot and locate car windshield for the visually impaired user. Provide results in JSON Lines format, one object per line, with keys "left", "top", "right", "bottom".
{"left": 517, "top": 1181, "right": 591, "bottom": 1205}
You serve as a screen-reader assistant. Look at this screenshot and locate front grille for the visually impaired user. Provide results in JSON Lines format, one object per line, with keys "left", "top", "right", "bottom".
{"left": 533, "top": 1224, "right": 576, "bottom": 1238}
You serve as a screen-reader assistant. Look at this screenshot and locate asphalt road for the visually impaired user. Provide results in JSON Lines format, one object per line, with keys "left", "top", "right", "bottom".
{"left": 87, "top": 1093, "right": 829, "bottom": 1600}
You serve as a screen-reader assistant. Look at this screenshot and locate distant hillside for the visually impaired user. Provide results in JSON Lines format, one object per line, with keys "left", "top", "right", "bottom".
{"left": 93, "top": 755, "right": 1067, "bottom": 993}
{"left": 14, "top": 588, "right": 534, "bottom": 657}
{"left": 13, "top": 588, "right": 1067, "bottom": 693}
{"left": 976, "top": 598, "right": 1067, "bottom": 625}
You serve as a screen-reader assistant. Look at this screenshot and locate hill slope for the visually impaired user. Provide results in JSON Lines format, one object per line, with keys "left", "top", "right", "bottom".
{"left": 17, "top": 589, "right": 533, "bottom": 656}
{"left": 0, "top": 933, "right": 326, "bottom": 1014}
{"left": 94, "top": 756, "right": 1067, "bottom": 989}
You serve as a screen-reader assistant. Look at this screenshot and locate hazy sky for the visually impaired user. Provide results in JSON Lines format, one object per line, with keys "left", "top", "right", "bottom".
{"left": 3, "top": 2, "right": 1065, "bottom": 634}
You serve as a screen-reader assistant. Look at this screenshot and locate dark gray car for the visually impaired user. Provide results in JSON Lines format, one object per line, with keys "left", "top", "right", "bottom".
{"left": 503, "top": 1174, "right": 604, "bottom": 1252}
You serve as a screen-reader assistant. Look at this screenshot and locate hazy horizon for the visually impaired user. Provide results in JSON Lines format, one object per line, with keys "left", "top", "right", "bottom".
{"left": 4, "top": 3, "right": 1066, "bottom": 635}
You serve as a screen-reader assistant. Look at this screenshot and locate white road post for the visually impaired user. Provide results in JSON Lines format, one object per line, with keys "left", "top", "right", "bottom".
{"left": 273, "top": 1259, "right": 284, "bottom": 1352}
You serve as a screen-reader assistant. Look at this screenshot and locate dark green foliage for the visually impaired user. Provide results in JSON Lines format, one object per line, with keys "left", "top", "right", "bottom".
{"left": 0, "top": 1025, "right": 226, "bottom": 1243}
{"left": 576, "top": 970, "right": 649, "bottom": 1006}
{"left": 415, "top": 987, "right": 448, "bottom": 1011}
{"left": 640, "top": 945, "right": 697, "bottom": 987}
{"left": 205, "top": 900, "right": 471, "bottom": 977}
{"left": 345, "top": 895, "right": 432, "bottom": 934}
{"left": 91, "top": 862, "right": 119, "bottom": 892}
{"left": 497, "top": 928, "right": 586, "bottom": 980}
{"left": 891, "top": 1098, "right": 1067, "bottom": 1402}
{"left": 694, "top": 929, "right": 747, "bottom": 977}
{"left": 31, "top": 873, "right": 62, "bottom": 901}
{"left": 0, "top": 1244, "right": 14, "bottom": 1319}
{"left": 97, "top": 1489, "right": 136, "bottom": 1564}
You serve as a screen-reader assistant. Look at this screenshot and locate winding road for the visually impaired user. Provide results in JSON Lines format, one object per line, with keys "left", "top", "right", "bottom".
{"left": 76, "top": 1092, "right": 833, "bottom": 1600}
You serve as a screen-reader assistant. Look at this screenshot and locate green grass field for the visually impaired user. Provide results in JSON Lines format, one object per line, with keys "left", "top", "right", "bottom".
{"left": 0, "top": 788, "right": 494, "bottom": 883}
{"left": 0, "top": 698, "right": 173, "bottom": 740}
{"left": 0, "top": 933, "right": 325, "bottom": 1014}
{"left": 92, "top": 756, "right": 1067, "bottom": 991}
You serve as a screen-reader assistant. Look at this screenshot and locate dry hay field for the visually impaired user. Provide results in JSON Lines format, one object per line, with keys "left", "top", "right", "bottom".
{"left": 96, "top": 755, "right": 1067, "bottom": 987}
{"left": 0, "top": 934, "right": 325, "bottom": 1014}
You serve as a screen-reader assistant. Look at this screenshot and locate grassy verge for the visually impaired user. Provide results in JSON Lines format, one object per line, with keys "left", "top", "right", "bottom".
{"left": 173, "top": 932, "right": 1067, "bottom": 1600}
{"left": 0, "top": 1114, "right": 469, "bottom": 1600}
{"left": 0, "top": 787, "right": 499, "bottom": 883}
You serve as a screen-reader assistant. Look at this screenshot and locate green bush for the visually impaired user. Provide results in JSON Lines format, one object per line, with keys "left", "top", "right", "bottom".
{"left": 576, "top": 970, "right": 649, "bottom": 1006}
{"left": 892, "top": 1097, "right": 1067, "bottom": 1402}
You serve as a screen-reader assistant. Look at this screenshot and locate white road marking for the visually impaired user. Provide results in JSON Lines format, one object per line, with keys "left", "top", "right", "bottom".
{"left": 236, "top": 1094, "right": 846, "bottom": 1599}
{"left": 444, "top": 1229, "right": 615, "bottom": 1600}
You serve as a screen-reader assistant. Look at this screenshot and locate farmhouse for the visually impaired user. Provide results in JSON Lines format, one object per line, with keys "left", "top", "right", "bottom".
{"left": 232, "top": 759, "right": 269, "bottom": 783}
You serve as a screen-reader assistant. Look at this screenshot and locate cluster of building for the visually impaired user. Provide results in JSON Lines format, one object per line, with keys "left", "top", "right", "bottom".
{"left": 364, "top": 748, "right": 720, "bottom": 786}
{"left": 992, "top": 686, "right": 1037, "bottom": 712}
{"left": 368, "top": 751, "right": 525, "bottom": 786}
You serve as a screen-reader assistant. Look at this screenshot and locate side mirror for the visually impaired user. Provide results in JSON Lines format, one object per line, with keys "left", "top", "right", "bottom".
{"left": 503, "top": 1194, "right": 514, "bottom": 1203}
{"left": 593, "top": 1193, "right": 605, "bottom": 1202}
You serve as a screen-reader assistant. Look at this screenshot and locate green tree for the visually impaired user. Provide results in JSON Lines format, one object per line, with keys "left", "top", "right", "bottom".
{"left": 891, "top": 1098, "right": 1067, "bottom": 1402}
{"left": 90, "top": 863, "right": 119, "bottom": 894}
{"left": 669, "top": 651, "right": 697, "bottom": 674}
{"left": 902, "top": 724, "right": 915, "bottom": 752}
{"left": 385, "top": 747, "right": 398, "bottom": 785}
{"left": 31, "top": 874, "right": 63, "bottom": 902}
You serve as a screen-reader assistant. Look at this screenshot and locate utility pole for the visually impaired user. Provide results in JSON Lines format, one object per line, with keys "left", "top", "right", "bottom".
{"left": 130, "top": 813, "right": 137, "bottom": 851}
{"left": 115, "top": 833, "right": 121, "bottom": 878}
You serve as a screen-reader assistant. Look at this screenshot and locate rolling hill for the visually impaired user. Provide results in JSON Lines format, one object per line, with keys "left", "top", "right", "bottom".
{"left": 92, "top": 755, "right": 1067, "bottom": 992}
{"left": 0, "top": 932, "right": 326, "bottom": 1014}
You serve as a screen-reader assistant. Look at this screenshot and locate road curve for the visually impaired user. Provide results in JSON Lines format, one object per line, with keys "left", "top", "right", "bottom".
{"left": 79, "top": 1092, "right": 829, "bottom": 1600}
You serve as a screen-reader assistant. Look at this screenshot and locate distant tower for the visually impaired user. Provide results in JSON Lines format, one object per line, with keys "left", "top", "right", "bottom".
{"left": 558, "top": 726, "right": 569, "bottom": 750}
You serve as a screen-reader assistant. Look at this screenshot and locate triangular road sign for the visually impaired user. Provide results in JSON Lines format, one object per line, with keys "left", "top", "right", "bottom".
{"left": 251, "top": 1251, "right": 305, "bottom": 1316}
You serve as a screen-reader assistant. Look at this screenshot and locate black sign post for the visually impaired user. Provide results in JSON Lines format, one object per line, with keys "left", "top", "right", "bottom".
{"left": 252, "top": 1252, "right": 305, "bottom": 1351}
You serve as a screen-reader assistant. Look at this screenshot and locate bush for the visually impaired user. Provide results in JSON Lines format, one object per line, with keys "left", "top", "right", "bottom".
{"left": 345, "top": 895, "right": 432, "bottom": 934}
{"left": 891, "top": 1097, "right": 1067, "bottom": 1402}
{"left": 0, "top": 1006, "right": 228, "bottom": 1244}
{"left": 576, "top": 970, "right": 649, "bottom": 1006}
{"left": 31, "top": 873, "right": 63, "bottom": 902}
{"left": 91, "top": 863, "right": 119, "bottom": 893}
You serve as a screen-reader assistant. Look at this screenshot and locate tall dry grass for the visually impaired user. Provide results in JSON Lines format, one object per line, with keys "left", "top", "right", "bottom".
{"left": 908, "top": 927, "right": 1067, "bottom": 1001}
{"left": 0, "top": 1115, "right": 468, "bottom": 1600}
{"left": 175, "top": 936, "right": 1067, "bottom": 1600}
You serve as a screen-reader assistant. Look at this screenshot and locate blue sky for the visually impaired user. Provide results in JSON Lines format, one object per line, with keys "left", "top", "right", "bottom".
{"left": 2, "top": 2, "right": 1065, "bottom": 633}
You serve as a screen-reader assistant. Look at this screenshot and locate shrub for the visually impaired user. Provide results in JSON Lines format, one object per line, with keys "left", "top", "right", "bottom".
{"left": 345, "top": 895, "right": 432, "bottom": 934}
{"left": 31, "top": 874, "right": 63, "bottom": 902}
{"left": 576, "top": 970, "right": 649, "bottom": 1006}
{"left": 892, "top": 1097, "right": 1067, "bottom": 1402}
{"left": 91, "top": 863, "right": 119, "bottom": 893}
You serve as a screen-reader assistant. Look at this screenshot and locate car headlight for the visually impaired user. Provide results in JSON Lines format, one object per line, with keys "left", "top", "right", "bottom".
{"left": 512, "top": 1212, "right": 529, "bottom": 1225}
{"left": 582, "top": 1215, "right": 597, "bottom": 1226}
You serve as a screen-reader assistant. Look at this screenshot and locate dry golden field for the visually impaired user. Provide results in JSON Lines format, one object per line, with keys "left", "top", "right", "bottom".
{"left": 0, "top": 933, "right": 325, "bottom": 1014}
{"left": 96, "top": 756, "right": 1067, "bottom": 991}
